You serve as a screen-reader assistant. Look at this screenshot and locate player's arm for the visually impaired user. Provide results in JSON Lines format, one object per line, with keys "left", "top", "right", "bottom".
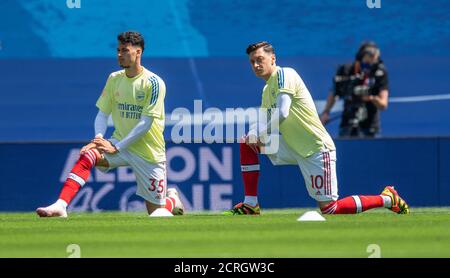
{"left": 115, "top": 115, "right": 153, "bottom": 150}
{"left": 93, "top": 115, "right": 154, "bottom": 154}
{"left": 94, "top": 110, "right": 109, "bottom": 138}
{"left": 86, "top": 73, "right": 115, "bottom": 154}
{"left": 258, "top": 93, "right": 291, "bottom": 137}
{"left": 80, "top": 110, "right": 110, "bottom": 155}
{"left": 246, "top": 93, "right": 291, "bottom": 150}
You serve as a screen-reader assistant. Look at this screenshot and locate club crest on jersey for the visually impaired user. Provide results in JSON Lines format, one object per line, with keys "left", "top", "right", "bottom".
{"left": 135, "top": 90, "right": 145, "bottom": 101}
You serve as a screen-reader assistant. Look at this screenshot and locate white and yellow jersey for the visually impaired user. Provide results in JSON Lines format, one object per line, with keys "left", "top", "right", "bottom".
{"left": 96, "top": 67, "right": 166, "bottom": 163}
{"left": 261, "top": 66, "right": 335, "bottom": 157}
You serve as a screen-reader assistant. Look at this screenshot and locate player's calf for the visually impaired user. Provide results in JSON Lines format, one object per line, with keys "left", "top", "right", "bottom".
{"left": 36, "top": 149, "right": 102, "bottom": 218}
{"left": 320, "top": 195, "right": 388, "bottom": 214}
{"left": 319, "top": 186, "right": 409, "bottom": 214}
{"left": 59, "top": 149, "right": 101, "bottom": 204}
{"left": 240, "top": 142, "right": 260, "bottom": 206}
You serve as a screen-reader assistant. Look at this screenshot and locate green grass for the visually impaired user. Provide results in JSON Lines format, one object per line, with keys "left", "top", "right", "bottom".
{"left": 1, "top": 208, "right": 450, "bottom": 258}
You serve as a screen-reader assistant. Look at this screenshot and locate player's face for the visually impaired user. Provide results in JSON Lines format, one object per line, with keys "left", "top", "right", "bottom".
{"left": 248, "top": 48, "right": 276, "bottom": 79}
{"left": 117, "top": 43, "right": 140, "bottom": 68}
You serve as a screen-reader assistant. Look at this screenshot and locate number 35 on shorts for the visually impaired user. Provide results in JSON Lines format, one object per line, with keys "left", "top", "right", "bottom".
{"left": 148, "top": 178, "right": 165, "bottom": 193}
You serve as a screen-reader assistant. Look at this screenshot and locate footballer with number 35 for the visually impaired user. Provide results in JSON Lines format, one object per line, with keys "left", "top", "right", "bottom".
{"left": 225, "top": 42, "right": 409, "bottom": 215}
{"left": 36, "top": 31, "right": 184, "bottom": 217}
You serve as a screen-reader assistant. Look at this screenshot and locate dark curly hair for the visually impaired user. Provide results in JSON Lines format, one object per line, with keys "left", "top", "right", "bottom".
{"left": 246, "top": 41, "right": 274, "bottom": 55}
{"left": 118, "top": 31, "right": 145, "bottom": 52}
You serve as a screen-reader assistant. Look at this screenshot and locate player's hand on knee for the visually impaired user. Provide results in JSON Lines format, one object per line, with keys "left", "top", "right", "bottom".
{"left": 80, "top": 142, "right": 97, "bottom": 155}
{"left": 92, "top": 138, "right": 119, "bottom": 154}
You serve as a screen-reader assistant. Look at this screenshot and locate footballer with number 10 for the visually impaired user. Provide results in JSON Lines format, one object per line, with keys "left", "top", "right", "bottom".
{"left": 225, "top": 42, "right": 409, "bottom": 215}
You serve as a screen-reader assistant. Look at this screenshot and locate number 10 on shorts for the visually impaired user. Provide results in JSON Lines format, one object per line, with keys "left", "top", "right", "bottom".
{"left": 310, "top": 175, "right": 324, "bottom": 189}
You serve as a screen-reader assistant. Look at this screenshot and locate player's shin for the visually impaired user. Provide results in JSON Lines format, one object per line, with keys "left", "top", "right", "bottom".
{"left": 59, "top": 149, "right": 99, "bottom": 205}
{"left": 240, "top": 143, "right": 260, "bottom": 206}
{"left": 321, "top": 195, "right": 385, "bottom": 214}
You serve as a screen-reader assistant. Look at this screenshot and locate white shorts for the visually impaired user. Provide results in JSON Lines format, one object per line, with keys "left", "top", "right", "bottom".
{"left": 265, "top": 136, "right": 339, "bottom": 202}
{"left": 97, "top": 139, "right": 166, "bottom": 205}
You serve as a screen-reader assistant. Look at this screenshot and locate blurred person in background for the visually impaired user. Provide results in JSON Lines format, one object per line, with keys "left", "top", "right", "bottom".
{"left": 320, "top": 41, "right": 389, "bottom": 138}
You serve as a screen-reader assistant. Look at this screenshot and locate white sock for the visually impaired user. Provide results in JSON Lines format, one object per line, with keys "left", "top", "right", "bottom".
{"left": 55, "top": 199, "right": 68, "bottom": 209}
{"left": 381, "top": 195, "right": 392, "bottom": 208}
{"left": 244, "top": 196, "right": 258, "bottom": 207}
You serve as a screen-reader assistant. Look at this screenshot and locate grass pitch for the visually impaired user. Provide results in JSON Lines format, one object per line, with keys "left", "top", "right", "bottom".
{"left": 1, "top": 208, "right": 449, "bottom": 258}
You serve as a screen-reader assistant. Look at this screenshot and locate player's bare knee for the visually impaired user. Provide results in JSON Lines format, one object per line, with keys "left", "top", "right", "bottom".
{"left": 145, "top": 201, "right": 164, "bottom": 215}
{"left": 90, "top": 148, "right": 101, "bottom": 159}
{"left": 318, "top": 200, "right": 333, "bottom": 210}
{"left": 88, "top": 148, "right": 109, "bottom": 167}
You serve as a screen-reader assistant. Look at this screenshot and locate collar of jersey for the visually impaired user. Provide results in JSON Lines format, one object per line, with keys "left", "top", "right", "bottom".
{"left": 125, "top": 66, "right": 145, "bottom": 80}
{"left": 266, "top": 66, "right": 280, "bottom": 84}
